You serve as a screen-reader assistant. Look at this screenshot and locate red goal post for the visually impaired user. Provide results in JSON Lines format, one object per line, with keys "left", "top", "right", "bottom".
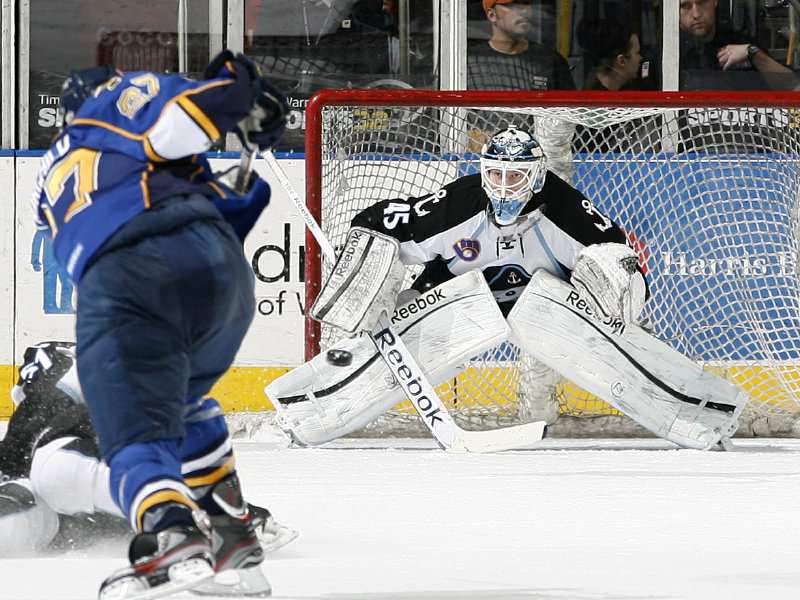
{"left": 303, "top": 89, "right": 800, "bottom": 436}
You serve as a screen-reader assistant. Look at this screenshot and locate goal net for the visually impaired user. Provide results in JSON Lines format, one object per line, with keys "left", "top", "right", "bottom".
{"left": 303, "top": 89, "right": 800, "bottom": 438}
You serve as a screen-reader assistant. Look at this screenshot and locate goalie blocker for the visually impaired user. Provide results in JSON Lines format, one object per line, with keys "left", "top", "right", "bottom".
{"left": 508, "top": 270, "right": 747, "bottom": 449}
{"left": 310, "top": 226, "right": 406, "bottom": 335}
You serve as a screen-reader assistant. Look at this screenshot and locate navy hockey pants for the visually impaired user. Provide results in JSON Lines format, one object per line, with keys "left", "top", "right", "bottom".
{"left": 75, "top": 209, "right": 255, "bottom": 462}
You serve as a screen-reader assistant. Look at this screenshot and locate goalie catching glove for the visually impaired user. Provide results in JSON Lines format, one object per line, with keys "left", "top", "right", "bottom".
{"left": 570, "top": 242, "right": 647, "bottom": 324}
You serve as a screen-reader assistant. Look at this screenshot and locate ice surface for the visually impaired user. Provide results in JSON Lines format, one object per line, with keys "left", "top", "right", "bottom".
{"left": 3, "top": 436, "right": 800, "bottom": 600}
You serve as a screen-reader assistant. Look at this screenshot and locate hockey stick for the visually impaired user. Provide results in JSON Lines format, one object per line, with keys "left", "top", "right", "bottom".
{"left": 370, "top": 311, "right": 547, "bottom": 452}
{"left": 218, "top": 142, "right": 257, "bottom": 195}
{"left": 261, "top": 150, "right": 337, "bottom": 262}
{"left": 260, "top": 149, "right": 547, "bottom": 452}
{"left": 234, "top": 143, "right": 256, "bottom": 194}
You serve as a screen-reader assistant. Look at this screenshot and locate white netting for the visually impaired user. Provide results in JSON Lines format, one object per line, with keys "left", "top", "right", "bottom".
{"left": 307, "top": 95, "right": 800, "bottom": 437}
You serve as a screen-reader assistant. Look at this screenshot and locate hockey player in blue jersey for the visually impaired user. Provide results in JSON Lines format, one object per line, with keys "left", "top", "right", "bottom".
{"left": 30, "top": 50, "right": 288, "bottom": 599}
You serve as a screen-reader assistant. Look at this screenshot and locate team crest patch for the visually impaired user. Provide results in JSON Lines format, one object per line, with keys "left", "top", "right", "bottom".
{"left": 453, "top": 239, "right": 481, "bottom": 261}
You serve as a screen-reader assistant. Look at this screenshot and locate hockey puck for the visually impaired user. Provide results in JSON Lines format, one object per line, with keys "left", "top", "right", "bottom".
{"left": 326, "top": 348, "right": 353, "bottom": 366}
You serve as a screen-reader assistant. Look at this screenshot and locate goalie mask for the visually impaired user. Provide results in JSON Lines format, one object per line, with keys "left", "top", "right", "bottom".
{"left": 480, "top": 128, "right": 547, "bottom": 226}
{"left": 58, "top": 63, "right": 119, "bottom": 129}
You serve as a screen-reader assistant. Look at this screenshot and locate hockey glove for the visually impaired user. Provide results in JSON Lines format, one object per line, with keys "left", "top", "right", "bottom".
{"left": 570, "top": 242, "right": 647, "bottom": 325}
{"left": 212, "top": 176, "right": 271, "bottom": 243}
{"left": 236, "top": 77, "right": 289, "bottom": 151}
{"left": 203, "top": 49, "right": 260, "bottom": 82}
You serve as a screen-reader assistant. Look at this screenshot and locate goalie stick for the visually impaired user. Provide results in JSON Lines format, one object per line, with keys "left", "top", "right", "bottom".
{"left": 259, "top": 149, "right": 547, "bottom": 452}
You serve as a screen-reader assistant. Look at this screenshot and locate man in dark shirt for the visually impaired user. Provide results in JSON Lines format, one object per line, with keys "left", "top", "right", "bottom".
{"left": 641, "top": 0, "right": 793, "bottom": 90}
{"left": 466, "top": 0, "right": 576, "bottom": 173}
{"left": 467, "top": 0, "right": 574, "bottom": 91}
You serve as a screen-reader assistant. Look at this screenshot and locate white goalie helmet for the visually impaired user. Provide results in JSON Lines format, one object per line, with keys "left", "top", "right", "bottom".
{"left": 480, "top": 128, "right": 547, "bottom": 226}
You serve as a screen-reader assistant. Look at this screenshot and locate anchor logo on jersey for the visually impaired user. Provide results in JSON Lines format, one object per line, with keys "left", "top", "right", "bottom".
{"left": 413, "top": 189, "right": 447, "bottom": 216}
{"left": 453, "top": 239, "right": 481, "bottom": 261}
{"left": 484, "top": 265, "right": 531, "bottom": 305}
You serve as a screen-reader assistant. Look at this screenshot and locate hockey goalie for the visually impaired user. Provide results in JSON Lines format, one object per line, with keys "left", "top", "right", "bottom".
{"left": 266, "top": 127, "right": 747, "bottom": 450}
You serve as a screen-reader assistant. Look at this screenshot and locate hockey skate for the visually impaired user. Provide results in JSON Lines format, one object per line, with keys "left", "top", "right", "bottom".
{"left": 249, "top": 502, "right": 299, "bottom": 553}
{"left": 190, "top": 474, "right": 271, "bottom": 597}
{"left": 98, "top": 520, "right": 215, "bottom": 600}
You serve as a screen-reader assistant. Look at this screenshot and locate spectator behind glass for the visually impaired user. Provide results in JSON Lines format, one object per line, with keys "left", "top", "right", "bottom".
{"left": 577, "top": 17, "right": 642, "bottom": 91}
{"left": 641, "top": 0, "right": 794, "bottom": 90}
{"left": 468, "top": 0, "right": 575, "bottom": 91}
{"left": 465, "top": 0, "right": 576, "bottom": 177}
{"left": 574, "top": 18, "right": 654, "bottom": 155}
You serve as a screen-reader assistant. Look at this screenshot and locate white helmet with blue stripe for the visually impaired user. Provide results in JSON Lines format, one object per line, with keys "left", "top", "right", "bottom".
{"left": 480, "top": 128, "right": 547, "bottom": 226}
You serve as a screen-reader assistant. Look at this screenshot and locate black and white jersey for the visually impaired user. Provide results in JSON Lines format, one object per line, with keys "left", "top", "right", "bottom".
{"left": 1, "top": 342, "right": 95, "bottom": 480}
{"left": 351, "top": 172, "right": 629, "bottom": 313}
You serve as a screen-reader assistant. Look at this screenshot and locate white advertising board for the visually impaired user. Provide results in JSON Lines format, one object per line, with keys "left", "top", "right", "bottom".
{"left": 13, "top": 154, "right": 307, "bottom": 370}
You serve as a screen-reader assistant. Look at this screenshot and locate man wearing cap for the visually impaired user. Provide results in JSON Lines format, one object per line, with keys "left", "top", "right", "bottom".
{"left": 465, "top": 0, "right": 575, "bottom": 180}
{"left": 467, "top": 0, "right": 575, "bottom": 91}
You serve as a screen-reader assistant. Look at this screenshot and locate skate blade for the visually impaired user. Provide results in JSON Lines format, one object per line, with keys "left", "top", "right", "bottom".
{"left": 259, "top": 521, "right": 299, "bottom": 553}
{"left": 190, "top": 564, "right": 272, "bottom": 597}
{"left": 99, "top": 558, "right": 215, "bottom": 600}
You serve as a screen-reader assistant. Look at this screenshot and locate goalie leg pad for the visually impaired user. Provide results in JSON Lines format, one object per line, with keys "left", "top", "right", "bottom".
{"left": 267, "top": 271, "right": 510, "bottom": 445}
{"left": 267, "top": 333, "right": 401, "bottom": 446}
{"left": 508, "top": 270, "right": 747, "bottom": 449}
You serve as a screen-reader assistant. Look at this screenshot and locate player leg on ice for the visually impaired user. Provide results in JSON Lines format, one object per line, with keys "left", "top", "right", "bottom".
{"left": 171, "top": 397, "right": 272, "bottom": 597}
{"left": 92, "top": 393, "right": 273, "bottom": 600}
{"left": 0, "top": 341, "right": 296, "bottom": 560}
{"left": 1, "top": 429, "right": 295, "bottom": 559}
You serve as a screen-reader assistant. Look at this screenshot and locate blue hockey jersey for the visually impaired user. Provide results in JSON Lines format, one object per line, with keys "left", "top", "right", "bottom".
{"left": 30, "top": 61, "right": 257, "bottom": 281}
